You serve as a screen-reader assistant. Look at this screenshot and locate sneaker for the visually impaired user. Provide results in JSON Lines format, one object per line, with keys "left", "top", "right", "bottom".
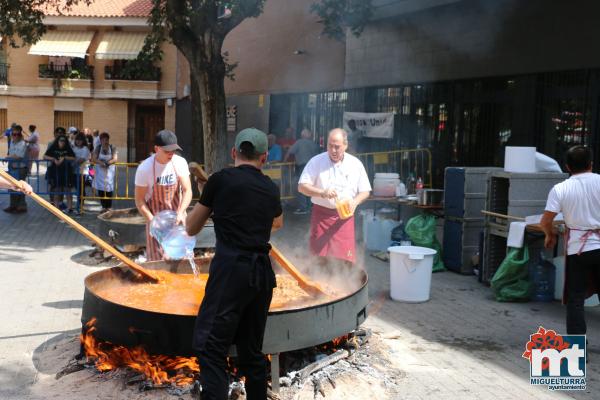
{"left": 293, "top": 208, "right": 308, "bottom": 215}
{"left": 58, "top": 202, "right": 67, "bottom": 211}
{"left": 67, "top": 209, "right": 75, "bottom": 215}
{"left": 3, "top": 206, "right": 16, "bottom": 213}
{"left": 14, "top": 207, "right": 27, "bottom": 213}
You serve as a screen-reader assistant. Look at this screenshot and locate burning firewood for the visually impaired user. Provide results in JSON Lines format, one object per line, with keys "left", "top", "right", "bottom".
{"left": 55, "top": 359, "right": 86, "bottom": 380}
{"left": 297, "top": 349, "right": 351, "bottom": 385}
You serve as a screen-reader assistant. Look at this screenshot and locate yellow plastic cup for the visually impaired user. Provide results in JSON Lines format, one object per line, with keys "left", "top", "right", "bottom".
{"left": 335, "top": 198, "right": 353, "bottom": 219}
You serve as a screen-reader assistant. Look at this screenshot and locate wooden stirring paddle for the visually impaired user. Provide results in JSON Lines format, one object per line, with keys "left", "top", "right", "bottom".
{"left": 0, "top": 169, "right": 160, "bottom": 283}
{"left": 269, "top": 244, "right": 328, "bottom": 297}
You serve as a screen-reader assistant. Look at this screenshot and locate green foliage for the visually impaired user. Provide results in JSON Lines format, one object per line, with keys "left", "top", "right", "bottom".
{"left": 310, "top": 0, "right": 374, "bottom": 41}
{"left": 0, "top": 0, "right": 91, "bottom": 47}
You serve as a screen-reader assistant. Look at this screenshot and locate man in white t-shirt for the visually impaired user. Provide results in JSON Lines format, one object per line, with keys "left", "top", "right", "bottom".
{"left": 298, "top": 128, "right": 371, "bottom": 268}
{"left": 134, "top": 130, "right": 192, "bottom": 261}
{"left": 542, "top": 145, "right": 600, "bottom": 335}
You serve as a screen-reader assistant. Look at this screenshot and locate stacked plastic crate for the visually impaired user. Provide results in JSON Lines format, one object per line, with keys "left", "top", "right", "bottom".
{"left": 480, "top": 171, "right": 568, "bottom": 284}
{"left": 443, "top": 167, "right": 501, "bottom": 274}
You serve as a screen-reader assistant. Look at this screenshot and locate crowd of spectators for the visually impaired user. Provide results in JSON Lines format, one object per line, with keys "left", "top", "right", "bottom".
{"left": 2, "top": 123, "right": 116, "bottom": 214}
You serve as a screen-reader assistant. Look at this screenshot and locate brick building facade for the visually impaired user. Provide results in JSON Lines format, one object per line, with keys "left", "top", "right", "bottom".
{"left": 0, "top": 1, "right": 177, "bottom": 161}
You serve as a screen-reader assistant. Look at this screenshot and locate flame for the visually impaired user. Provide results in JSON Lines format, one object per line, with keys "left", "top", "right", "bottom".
{"left": 80, "top": 318, "right": 199, "bottom": 386}
{"left": 331, "top": 334, "right": 349, "bottom": 347}
{"left": 316, "top": 334, "right": 350, "bottom": 353}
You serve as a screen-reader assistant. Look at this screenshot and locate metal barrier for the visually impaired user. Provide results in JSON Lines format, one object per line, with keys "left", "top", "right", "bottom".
{"left": 2, "top": 148, "right": 433, "bottom": 207}
{"left": 84, "top": 162, "right": 138, "bottom": 201}
{"left": 0, "top": 158, "right": 87, "bottom": 212}
{"left": 261, "top": 148, "right": 432, "bottom": 200}
{"left": 262, "top": 162, "right": 296, "bottom": 200}
{"left": 356, "top": 148, "right": 433, "bottom": 188}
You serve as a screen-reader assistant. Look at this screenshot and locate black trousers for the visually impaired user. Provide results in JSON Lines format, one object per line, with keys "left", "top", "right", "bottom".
{"left": 193, "top": 243, "right": 276, "bottom": 400}
{"left": 97, "top": 190, "right": 113, "bottom": 209}
{"left": 566, "top": 248, "right": 600, "bottom": 334}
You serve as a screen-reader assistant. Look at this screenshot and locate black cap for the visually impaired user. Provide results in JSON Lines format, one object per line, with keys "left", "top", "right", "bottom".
{"left": 154, "top": 130, "right": 182, "bottom": 151}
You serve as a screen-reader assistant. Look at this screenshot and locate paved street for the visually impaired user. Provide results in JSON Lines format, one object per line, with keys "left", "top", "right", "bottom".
{"left": 0, "top": 198, "right": 598, "bottom": 399}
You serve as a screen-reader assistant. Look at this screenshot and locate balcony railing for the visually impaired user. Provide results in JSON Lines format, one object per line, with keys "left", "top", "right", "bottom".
{"left": 38, "top": 64, "right": 94, "bottom": 80}
{"left": 0, "top": 63, "right": 8, "bottom": 85}
{"left": 104, "top": 65, "right": 161, "bottom": 82}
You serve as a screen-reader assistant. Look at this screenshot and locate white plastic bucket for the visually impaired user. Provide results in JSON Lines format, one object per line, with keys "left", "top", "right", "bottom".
{"left": 388, "top": 246, "right": 437, "bottom": 302}
{"left": 504, "top": 146, "right": 536, "bottom": 173}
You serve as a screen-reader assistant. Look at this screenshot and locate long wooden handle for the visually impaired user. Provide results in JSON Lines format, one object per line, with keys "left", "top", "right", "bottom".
{"left": 0, "top": 169, "right": 159, "bottom": 283}
{"left": 481, "top": 210, "right": 526, "bottom": 221}
{"left": 270, "top": 244, "right": 327, "bottom": 297}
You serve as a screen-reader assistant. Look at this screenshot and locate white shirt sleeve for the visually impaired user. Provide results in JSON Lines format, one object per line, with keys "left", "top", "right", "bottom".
{"left": 356, "top": 161, "right": 372, "bottom": 192}
{"left": 545, "top": 186, "right": 562, "bottom": 213}
{"left": 134, "top": 161, "right": 150, "bottom": 187}
{"left": 175, "top": 156, "right": 190, "bottom": 177}
{"left": 298, "top": 158, "right": 317, "bottom": 186}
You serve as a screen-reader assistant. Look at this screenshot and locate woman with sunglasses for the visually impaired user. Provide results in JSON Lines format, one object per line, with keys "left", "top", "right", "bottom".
{"left": 44, "top": 134, "right": 76, "bottom": 213}
{"left": 4, "top": 125, "right": 29, "bottom": 213}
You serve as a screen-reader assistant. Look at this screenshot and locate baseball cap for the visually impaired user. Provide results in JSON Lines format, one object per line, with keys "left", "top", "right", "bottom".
{"left": 68, "top": 126, "right": 78, "bottom": 133}
{"left": 154, "top": 130, "right": 182, "bottom": 151}
{"left": 235, "top": 128, "right": 268, "bottom": 154}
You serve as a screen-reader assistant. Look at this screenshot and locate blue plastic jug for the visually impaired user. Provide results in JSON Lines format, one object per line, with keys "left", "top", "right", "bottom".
{"left": 530, "top": 252, "right": 555, "bottom": 302}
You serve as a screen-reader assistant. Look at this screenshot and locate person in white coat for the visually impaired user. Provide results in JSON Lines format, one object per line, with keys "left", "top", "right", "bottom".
{"left": 91, "top": 132, "right": 117, "bottom": 212}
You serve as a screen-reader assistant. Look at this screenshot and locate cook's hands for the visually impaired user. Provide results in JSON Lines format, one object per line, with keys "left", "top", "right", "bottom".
{"left": 176, "top": 210, "right": 187, "bottom": 226}
{"left": 15, "top": 180, "right": 32, "bottom": 194}
{"left": 544, "top": 233, "right": 557, "bottom": 249}
{"left": 321, "top": 188, "right": 337, "bottom": 199}
{"left": 348, "top": 198, "right": 358, "bottom": 215}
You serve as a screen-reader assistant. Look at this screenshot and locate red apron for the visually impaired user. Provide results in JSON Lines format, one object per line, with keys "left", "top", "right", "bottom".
{"left": 309, "top": 204, "right": 356, "bottom": 263}
{"left": 145, "top": 160, "right": 181, "bottom": 261}
{"left": 561, "top": 228, "right": 600, "bottom": 304}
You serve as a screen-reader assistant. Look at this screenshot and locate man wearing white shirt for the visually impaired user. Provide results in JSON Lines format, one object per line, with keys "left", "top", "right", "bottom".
{"left": 134, "top": 130, "right": 193, "bottom": 261}
{"left": 542, "top": 145, "right": 600, "bottom": 335}
{"left": 298, "top": 128, "right": 371, "bottom": 267}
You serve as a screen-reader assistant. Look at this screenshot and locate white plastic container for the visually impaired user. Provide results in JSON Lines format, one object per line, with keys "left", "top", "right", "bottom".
{"left": 388, "top": 246, "right": 437, "bottom": 302}
{"left": 373, "top": 173, "right": 400, "bottom": 197}
{"left": 504, "top": 146, "right": 536, "bottom": 173}
{"left": 366, "top": 218, "right": 396, "bottom": 251}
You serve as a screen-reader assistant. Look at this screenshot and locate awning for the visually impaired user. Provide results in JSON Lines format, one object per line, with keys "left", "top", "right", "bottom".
{"left": 28, "top": 31, "right": 94, "bottom": 58}
{"left": 95, "top": 32, "right": 147, "bottom": 60}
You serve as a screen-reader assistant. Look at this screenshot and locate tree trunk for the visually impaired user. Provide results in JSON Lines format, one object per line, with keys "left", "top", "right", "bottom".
{"left": 186, "top": 34, "right": 228, "bottom": 174}
{"left": 189, "top": 73, "right": 204, "bottom": 163}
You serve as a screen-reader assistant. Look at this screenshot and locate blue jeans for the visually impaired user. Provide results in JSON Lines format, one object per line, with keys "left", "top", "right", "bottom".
{"left": 8, "top": 167, "right": 27, "bottom": 209}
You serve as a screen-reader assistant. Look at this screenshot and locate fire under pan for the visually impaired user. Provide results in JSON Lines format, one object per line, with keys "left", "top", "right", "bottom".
{"left": 81, "top": 257, "right": 368, "bottom": 391}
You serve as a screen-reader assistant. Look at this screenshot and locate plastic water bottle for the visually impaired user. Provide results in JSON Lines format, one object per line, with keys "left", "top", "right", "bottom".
{"left": 150, "top": 210, "right": 178, "bottom": 243}
{"left": 150, "top": 210, "right": 197, "bottom": 262}
{"left": 162, "top": 225, "right": 196, "bottom": 260}
{"left": 530, "top": 252, "right": 555, "bottom": 302}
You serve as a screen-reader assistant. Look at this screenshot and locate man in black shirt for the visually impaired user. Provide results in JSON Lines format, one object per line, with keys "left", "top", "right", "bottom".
{"left": 186, "top": 128, "right": 283, "bottom": 400}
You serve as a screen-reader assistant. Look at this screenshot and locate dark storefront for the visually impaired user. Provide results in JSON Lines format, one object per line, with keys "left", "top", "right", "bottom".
{"left": 270, "top": 68, "right": 599, "bottom": 186}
